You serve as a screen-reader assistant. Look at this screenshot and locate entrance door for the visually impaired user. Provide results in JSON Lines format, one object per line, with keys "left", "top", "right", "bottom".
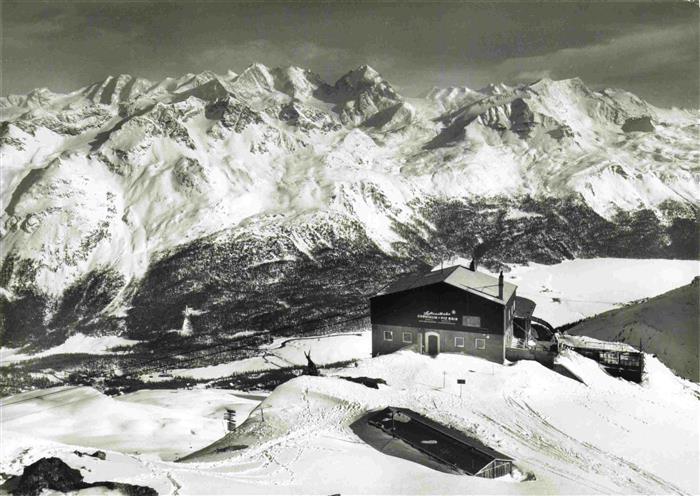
{"left": 427, "top": 334, "right": 439, "bottom": 356}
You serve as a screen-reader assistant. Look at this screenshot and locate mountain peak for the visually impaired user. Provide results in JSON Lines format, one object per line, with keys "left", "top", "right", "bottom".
{"left": 81, "top": 73, "right": 152, "bottom": 105}
{"left": 240, "top": 62, "right": 273, "bottom": 79}
{"left": 222, "top": 69, "right": 238, "bottom": 81}
{"left": 355, "top": 64, "right": 380, "bottom": 78}
{"left": 233, "top": 63, "right": 276, "bottom": 93}
{"left": 478, "top": 82, "right": 512, "bottom": 96}
{"left": 528, "top": 77, "right": 589, "bottom": 94}
{"left": 334, "top": 64, "right": 383, "bottom": 90}
{"left": 271, "top": 66, "right": 328, "bottom": 100}
{"left": 174, "top": 76, "right": 232, "bottom": 102}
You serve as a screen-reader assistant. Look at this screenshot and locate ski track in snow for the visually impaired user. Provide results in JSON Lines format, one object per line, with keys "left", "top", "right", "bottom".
{"left": 1, "top": 351, "right": 698, "bottom": 494}
{"left": 494, "top": 396, "right": 684, "bottom": 495}
{"left": 1, "top": 260, "right": 698, "bottom": 493}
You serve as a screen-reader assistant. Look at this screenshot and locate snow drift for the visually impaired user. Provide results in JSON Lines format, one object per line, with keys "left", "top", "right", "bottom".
{"left": 3, "top": 348, "right": 696, "bottom": 495}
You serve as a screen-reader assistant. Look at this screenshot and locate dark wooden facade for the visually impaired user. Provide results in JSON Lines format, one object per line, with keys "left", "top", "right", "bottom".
{"left": 370, "top": 267, "right": 516, "bottom": 364}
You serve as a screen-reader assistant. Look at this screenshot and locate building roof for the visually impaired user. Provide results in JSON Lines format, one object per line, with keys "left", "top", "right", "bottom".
{"left": 514, "top": 296, "right": 536, "bottom": 318}
{"left": 380, "top": 407, "right": 513, "bottom": 462}
{"left": 558, "top": 334, "right": 639, "bottom": 353}
{"left": 374, "top": 265, "right": 516, "bottom": 304}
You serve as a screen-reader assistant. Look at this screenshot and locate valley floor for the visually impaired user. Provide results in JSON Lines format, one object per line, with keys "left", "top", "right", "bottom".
{"left": 3, "top": 257, "right": 696, "bottom": 369}
{"left": 1, "top": 258, "right": 698, "bottom": 494}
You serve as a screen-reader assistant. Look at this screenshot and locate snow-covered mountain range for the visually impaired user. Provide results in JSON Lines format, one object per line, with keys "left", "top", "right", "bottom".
{"left": 1, "top": 64, "right": 698, "bottom": 347}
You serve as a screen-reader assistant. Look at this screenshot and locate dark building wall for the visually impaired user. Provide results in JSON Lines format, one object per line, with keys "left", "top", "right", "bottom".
{"left": 436, "top": 328, "right": 505, "bottom": 363}
{"left": 371, "top": 324, "right": 422, "bottom": 355}
{"left": 370, "top": 282, "right": 506, "bottom": 334}
{"left": 372, "top": 324, "right": 505, "bottom": 364}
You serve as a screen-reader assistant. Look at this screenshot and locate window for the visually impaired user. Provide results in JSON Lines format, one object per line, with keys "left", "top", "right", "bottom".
{"left": 463, "top": 315, "right": 481, "bottom": 328}
{"left": 475, "top": 338, "right": 486, "bottom": 350}
{"left": 600, "top": 352, "right": 619, "bottom": 365}
{"left": 454, "top": 336, "right": 465, "bottom": 348}
{"left": 384, "top": 330, "right": 393, "bottom": 341}
{"left": 402, "top": 332, "right": 413, "bottom": 344}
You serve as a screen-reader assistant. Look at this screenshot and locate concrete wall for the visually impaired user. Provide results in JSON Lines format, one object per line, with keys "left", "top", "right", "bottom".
{"left": 372, "top": 324, "right": 505, "bottom": 364}
{"left": 506, "top": 347, "right": 556, "bottom": 366}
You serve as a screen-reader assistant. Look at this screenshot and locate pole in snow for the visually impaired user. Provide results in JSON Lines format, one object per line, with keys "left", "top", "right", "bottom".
{"left": 442, "top": 371, "right": 446, "bottom": 389}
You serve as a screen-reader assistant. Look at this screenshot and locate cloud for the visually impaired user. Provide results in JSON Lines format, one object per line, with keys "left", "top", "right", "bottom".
{"left": 512, "top": 69, "right": 553, "bottom": 82}
{"left": 3, "top": 6, "right": 142, "bottom": 51}
{"left": 486, "top": 23, "right": 698, "bottom": 89}
{"left": 190, "top": 40, "right": 354, "bottom": 77}
{"left": 1, "top": 2, "right": 696, "bottom": 108}
{"left": 382, "top": 21, "right": 698, "bottom": 108}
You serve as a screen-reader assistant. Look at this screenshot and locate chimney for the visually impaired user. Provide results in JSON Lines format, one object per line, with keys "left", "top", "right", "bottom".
{"left": 498, "top": 271, "right": 504, "bottom": 299}
{"left": 469, "top": 258, "right": 476, "bottom": 271}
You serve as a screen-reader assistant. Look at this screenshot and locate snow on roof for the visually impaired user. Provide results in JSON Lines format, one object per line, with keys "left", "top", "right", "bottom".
{"left": 558, "top": 334, "right": 638, "bottom": 353}
{"left": 374, "top": 265, "right": 517, "bottom": 304}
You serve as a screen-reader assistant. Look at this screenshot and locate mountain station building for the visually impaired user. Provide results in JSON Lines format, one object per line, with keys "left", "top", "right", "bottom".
{"left": 370, "top": 265, "right": 526, "bottom": 364}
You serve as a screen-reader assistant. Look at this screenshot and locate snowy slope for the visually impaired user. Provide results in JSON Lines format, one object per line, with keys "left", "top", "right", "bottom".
{"left": 2, "top": 351, "right": 697, "bottom": 494}
{"left": 566, "top": 277, "right": 699, "bottom": 381}
{"left": 1, "top": 65, "right": 697, "bottom": 295}
{"left": 502, "top": 258, "right": 700, "bottom": 326}
{"left": 183, "top": 351, "right": 700, "bottom": 494}
{"left": 1, "top": 64, "right": 698, "bottom": 349}
{"left": 435, "top": 257, "right": 699, "bottom": 326}
{"left": 0, "top": 387, "right": 260, "bottom": 461}
{"left": 0, "top": 334, "right": 139, "bottom": 364}
{"left": 170, "top": 331, "right": 371, "bottom": 379}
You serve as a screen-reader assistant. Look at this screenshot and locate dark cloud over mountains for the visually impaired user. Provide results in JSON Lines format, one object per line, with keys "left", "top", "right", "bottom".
{"left": 2, "top": 1, "right": 698, "bottom": 108}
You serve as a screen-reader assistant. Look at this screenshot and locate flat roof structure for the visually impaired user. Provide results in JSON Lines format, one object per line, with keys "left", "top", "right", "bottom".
{"left": 367, "top": 407, "right": 513, "bottom": 478}
{"left": 558, "top": 335, "right": 638, "bottom": 353}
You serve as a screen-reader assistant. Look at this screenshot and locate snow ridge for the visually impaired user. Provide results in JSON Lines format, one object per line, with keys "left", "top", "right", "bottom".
{"left": 0, "top": 64, "right": 697, "bottom": 300}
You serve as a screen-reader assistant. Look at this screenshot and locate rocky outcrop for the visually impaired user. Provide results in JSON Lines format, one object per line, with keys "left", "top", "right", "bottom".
{"left": 205, "top": 96, "right": 263, "bottom": 133}
{"left": 622, "top": 116, "right": 655, "bottom": 133}
{"left": 332, "top": 65, "right": 403, "bottom": 124}
{"left": 5, "top": 457, "right": 157, "bottom": 496}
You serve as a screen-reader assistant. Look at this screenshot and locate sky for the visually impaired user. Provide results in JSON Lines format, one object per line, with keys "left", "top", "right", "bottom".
{"left": 2, "top": 1, "right": 699, "bottom": 108}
